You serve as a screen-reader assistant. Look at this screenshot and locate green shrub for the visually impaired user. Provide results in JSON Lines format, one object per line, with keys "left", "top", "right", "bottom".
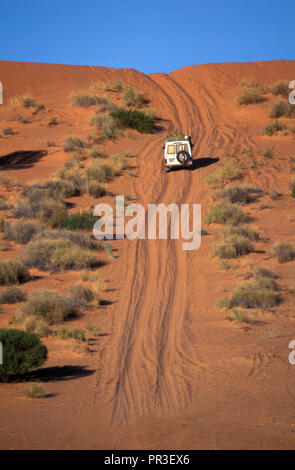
{"left": 0, "top": 259, "right": 30, "bottom": 285}
{"left": 0, "top": 329, "right": 47, "bottom": 380}
{"left": 32, "top": 230, "right": 102, "bottom": 251}
{"left": 221, "top": 279, "right": 280, "bottom": 309}
{"left": 60, "top": 211, "right": 98, "bottom": 231}
{"left": 90, "top": 114, "right": 118, "bottom": 139}
{"left": 21, "top": 291, "right": 76, "bottom": 325}
{"left": 122, "top": 86, "right": 144, "bottom": 107}
{"left": 263, "top": 120, "right": 287, "bottom": 136}
{"left": 0, "top": 286, "right": 26, "bottom": 304}
{"left": 205, "top": 203, "right": 248, "bottom": 225}
{"left": 224, "top": 226, "right": 259, "bottom": 241}
{"left": 86, "top": 161, "right": 116, "bottom": 183}
{"left": 23, "top": 180, "right": 78, "bottom": 201}
{"left": 205, "top": 160, "right": 241, "bottom": 187}
{"left": 104, "top": 242, "right": 114, "bottom": 260}
{"left": 13, "top": 199, "right": 67, "bottom": 228}
{"left": 227, "top": 308, "right": 252, "bottom": 323}
{"left": 21, "top": 384, "right": 46, "bottom": 399}
{"left": 237, "top": 87, "right": 264, "bottom": 105}
{"left": 271, "top": 81, "right": 289, "bottom": 98}
{"left": 22, "top": 238, "right": 99, "bottom": 271}
{"left": 2, "top": 220, "right": 41, "bottom": 245}
{"left": 110, "top": 108, "right": 154, "bottom": 133}
{"left": 271, "top": 242, "right": 295, "bottom": 263}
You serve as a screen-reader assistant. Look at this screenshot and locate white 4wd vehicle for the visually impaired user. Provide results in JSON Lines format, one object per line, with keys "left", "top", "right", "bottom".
{"left": 163, "top": 134, "right": 194, "bottom": 172}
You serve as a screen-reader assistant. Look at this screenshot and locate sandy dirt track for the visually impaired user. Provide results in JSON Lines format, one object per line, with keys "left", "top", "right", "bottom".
{"left": 1, "top": 60, "right": 295, "bottom": 449}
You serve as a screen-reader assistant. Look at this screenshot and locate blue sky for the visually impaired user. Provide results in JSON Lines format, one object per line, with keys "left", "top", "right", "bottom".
{"left": 0, "top": 0, "right": 294, "bottom": 74}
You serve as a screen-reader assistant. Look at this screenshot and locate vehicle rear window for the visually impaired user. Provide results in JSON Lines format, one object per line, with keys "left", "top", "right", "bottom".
{"left": 167, "top": 145, "right": 175, "bottom": 154}
{"left": 176, "top": 143, "right": 188, "bottom": 152}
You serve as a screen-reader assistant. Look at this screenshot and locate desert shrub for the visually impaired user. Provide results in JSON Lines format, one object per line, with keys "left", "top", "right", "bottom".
{"left": 47, "top": 141, "right": 56, "bottom": 147}
{"left": 33, "top": 230, "right": 102, "bottom": 251}
{"left": 0, "top": 198, "right": 10, "bottom": 210}
{"left": 270, "top": 100, "right": 294, "bottom": 118}
{"left": 227, "top": 308, "right": 253, "bottom": 323}
{"left": 70, "top": 284, "right": 94, "bottom": 303}
{"left": 60, "top": 211, "right": 98, "bottom": 231}
{"left": 271, "top": 81, "right": 289, "bottom": 98}
{"left": 289, "top": 180, "right": 295, "bottom": 198}
{"left": 221, "top": 279, "right": 279, "bottom": 309}
{"left": 226, "top": 226, "right": 259, "bottom": 241}
{"left": 57, "top": 327, "right": 86, "bottom": 342}
{"left": 64, "top": 136, "right": 87, "bottom": 152}
{"left": 2, "top": 127, "right": 15, "bottom": 136}
{"left": 11, "top": 95, "right": 37, "bottom": 108}
{"left": 205, "top": 203, "right": 248, "bottom": 225}
{"left": 110, "top": 109, "right": 154, "bottom": 133}
{"left": 271, "top": 242, "right": 295, "bottom": 263}
{"left": 205, "top": 160, "right": 241, "bottom": 187}
{"left": 86, "top": 160, "right": 117, "bottom": 183}
{"left": 48, "top": 117, "right": 59, "bottom": 126}
{"left": 216, "top": 184, "right": 262, "bottom": 204}
{"left": 23, "top": 180, "right": 77, "bottom": 201}
{"left": 263, "top": 120, "right": 287, "bottom": 136}
{"left": 104, "top": 242, "right": 114, "bottom": 260}
{"left": 13, "top": 199, "right": 67, "bottom": 228}
{"left": 212, "top": 233, "right": 254, "bottom": 259}
{"left": 237, "top": 87, "right": 264, "bottom": 105}
{"left": 22, "top": 238, "right": 99, "bottom": 271}
{"left": 90, "top": 114, "right": 119, "bottom": 139}
{"left": 24, "top": 316, "right": 51, "bottom": 337}
{"left": 252, "top": 265, "right": 277, "bottom": 280}
{"left": 86, "top": 180, "right": 106, "bottom": 198}
{"left": 0, "top": 286, "right": 26, "bottom": 304}
{"left": 110, "top": 153, "right": 129, "bottom": 170}
{"left": 88, "top": 145, "right": 106, "bottom": 159}
{"left": 21, "top": 384, "right": 46, "bottom": 399}
{"left": 122, "top": 86, "right": 144, "bottom": 107}
{"left": 0, "top": 329, "right": 47, "bottom": 380}
{"left": 21, "top": 291, "right": 76, "bottom": 325}
{"left": 18, "top": 116, "right": 31, "bottom": 124}
{"left": 2, "top": 220, "right": 41, "bottom": 245}
{"left": 0, "top": 259, "right": 30, "bottom": 285}
{"left": 263, "top": 149, "right": 273, "bottom": 159}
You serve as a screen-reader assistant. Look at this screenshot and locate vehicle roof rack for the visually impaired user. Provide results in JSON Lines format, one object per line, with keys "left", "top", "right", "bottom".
{"left": 165, "top": 133, "right": 190, "bottom": 142}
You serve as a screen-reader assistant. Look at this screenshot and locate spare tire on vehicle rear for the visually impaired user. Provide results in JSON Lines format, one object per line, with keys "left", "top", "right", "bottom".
{"left": 176, "top": 150, "right": 190, "bottom": 164}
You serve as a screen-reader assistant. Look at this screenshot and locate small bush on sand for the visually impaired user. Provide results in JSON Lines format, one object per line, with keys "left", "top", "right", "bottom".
{"left": 86, "top": 180, "right": 106, "bottom": 198}
{"left": 24, "top": 316, "right": 51, "bottom": 337}
{"left": 205, "top": 160, "right": 241, "bottom": 187}
{"left": 64, "top": 136, "right": 87, "bottom": 152}
{"left": 2, "top": 127, "right": 15, "bottom": 136}
{"left": 263, "top": 149, "right": 273, "bottom": 159}
{"left": 122, "top": 86, "right": 144, "bottom": 107}
{"left": 60, "top": 211, "right": 98, "bottom": 231}
{"left": 2, "top": 220, "right": 41, "bottom": 245}
{"left": 70, "top": 284, "right": 94, "bottom": 304}
{"left": 23, "top": 180, "right": 78, "bottom": 201}
{"left": 270, "top": 100, "right": 294, "bottom": 118}
{"left": 0, "top": 286, "right": 26, "bottom": 304}
{"left": 205, "top": 203, "right": 248, "bottom": 225}
{"left": 110, "top": 153, "right": 129, "bottom": 170}
{"left": 212, "top": 233, "right": 254, "bottom": 259}
{"left": 91, "top": 79, "right": 123, "bottom": 92}
{"left": 21, "top": 384, "right": 46, "bottom": 399}
{"left": 88, "top": 145, "right": 106, "bottom": 159}
{"left": 271, "top": 242, "right": 295, "bottom": 263}
{"left": 86, "top": 160, "right": 117, "bottom": 183}
{"left": 0, "top": 329, "right": 47, "bottom": 380}
{"left": 57, "top": 327, "right": 86, "bottom": 342}
{"left": 21, "top": 291, "right": 76, "bottom": 325}
{"left": 90, "top": 114, "right": 119, "bottom": 139}
{"left": 216, "top": 184, "right": 262, "bottom": 204}
{"left": 237, "top": 87, "right": 264, "bottom": 105}
{"left": 220, "top": 279, "right": 280, "bottom": 309}
{"left": 245, "top": 264, "right": 277, "bottom": 281}
{"left": 271, "top": 81, "right": 289, "bottom": 98}
{"left": 33, "top": 230, "right": 102, "bottom": 251}
{"left": 227, "top": 308, "right": 253, "bottom": 323}
{"left": 0, "top": 259, "right": 30, "bottom": 285}
{"left": 22, "top": 238, "right": 98, "bottom": 271}
{"left": 263, "top": 120, "right": 287, "bottom": 136}
{"left": 110, "top": 109, "right": 154, "bottom": 133}
{"left": 13, "top": 199, "right": 67, "bottom": 228}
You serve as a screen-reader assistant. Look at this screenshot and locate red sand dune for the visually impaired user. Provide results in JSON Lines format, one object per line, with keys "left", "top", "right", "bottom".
{"left": 0, "top": 59, "right": 295, "bottom": 449}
